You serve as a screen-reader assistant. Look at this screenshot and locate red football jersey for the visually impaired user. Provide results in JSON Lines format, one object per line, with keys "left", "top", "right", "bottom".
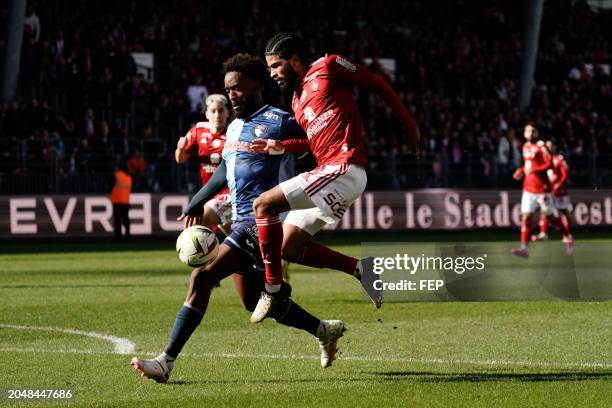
{"left": 184, "top": 121, "right": 227, "bottom": 189}
{"left": 547, "top": 154, "right": 569, "bottom": 197}
{"left": 522, "top": 140, "right": 552, "bottom": 194}
{"left": 291, "top": 55, "right": 369, "bottom": 167}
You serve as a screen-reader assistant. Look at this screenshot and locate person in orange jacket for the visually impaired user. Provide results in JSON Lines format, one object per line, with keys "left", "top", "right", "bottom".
{"left": 110, "top": 162, "right": 132, "bottom": 240}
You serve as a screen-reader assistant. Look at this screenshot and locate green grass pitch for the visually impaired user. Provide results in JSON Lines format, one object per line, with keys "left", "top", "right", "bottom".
{"left": 1, "top": 231, "right": 611, "bottom": 407}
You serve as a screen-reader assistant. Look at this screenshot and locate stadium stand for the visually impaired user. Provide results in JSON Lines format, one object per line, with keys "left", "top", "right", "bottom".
{"left": 1, "top": 0, "right": 610, "bottom": 193}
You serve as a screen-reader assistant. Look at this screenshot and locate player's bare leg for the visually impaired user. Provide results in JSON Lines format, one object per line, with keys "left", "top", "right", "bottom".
{"left": 251, "top": 185, "right": 291, "bottom": 323}
{"left": 202, "top": 203, "right": 232, "bottom": 236}
{"left": 131, "top": 244, "right": 238, "bottom": 382}
{"left": 281, "top": 223, "right": 381, "bottom": 307}
{"left": 512, "top": 213, "right": 532, "bottom": 257}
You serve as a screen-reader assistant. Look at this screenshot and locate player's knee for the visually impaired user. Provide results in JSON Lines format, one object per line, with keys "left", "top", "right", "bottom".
{"left": 252, "top": 196, "right": 268, "bottom": 216}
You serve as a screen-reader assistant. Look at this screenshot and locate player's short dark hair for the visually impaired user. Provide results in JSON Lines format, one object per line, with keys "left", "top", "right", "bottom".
{"left": 265, "top": 32, "right": 311, "bottom": 63}
{"left": 222, "top": 53, "right": 268, "bottom": 85}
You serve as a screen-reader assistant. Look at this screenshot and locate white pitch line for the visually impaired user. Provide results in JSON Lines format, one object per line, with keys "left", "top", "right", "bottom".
{"left": 0, "top": 347, "right": 610, "bottom": 370}
{"left": 0, "top": 324, "right": 135, "bottom": 354}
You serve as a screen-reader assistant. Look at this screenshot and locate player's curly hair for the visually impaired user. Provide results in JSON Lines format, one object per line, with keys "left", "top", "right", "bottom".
{"left": 222, "top": 53, "right": 269, "bottom": 85}
{"left": 265, "top": 32, "right": 311, "bottom": 64}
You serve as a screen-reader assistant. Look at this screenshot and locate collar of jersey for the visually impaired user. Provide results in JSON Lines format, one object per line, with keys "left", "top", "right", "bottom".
{"left": 241, "top": 104, "right": 269, "bottom": 121}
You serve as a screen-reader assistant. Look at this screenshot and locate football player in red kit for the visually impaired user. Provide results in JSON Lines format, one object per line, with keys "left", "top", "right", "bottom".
{"left": 532, "top": 141, "right": 574, "bottom": 251}
{"left": 175, "top": 94, "right": 233, "bottom": 234}
{"left": 249, "top": 32, "right": 420, "bottom": 322}
{"left": 512, "top": 124, "right": 574, "bottom": 257}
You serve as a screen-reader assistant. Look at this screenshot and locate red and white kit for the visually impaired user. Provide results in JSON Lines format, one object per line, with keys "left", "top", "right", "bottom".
{"left": 280, "top": 54, "right": 417, "bottom": 234}
{"left": 184, "top": 122, "right": 232, "bottom": 224}
{"left": 547, "top": 154, "right": 571, "bottom": 210}
{"left": 520, "top": 140, "right": 554, "bottom": 215}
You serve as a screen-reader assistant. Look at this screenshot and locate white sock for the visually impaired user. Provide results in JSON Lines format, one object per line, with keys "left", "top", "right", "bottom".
{"left": 265, "top": 284, "right": 281, "bottom": 293}
{"left": 520, "top": 244, "right": 528, "bottom": 250}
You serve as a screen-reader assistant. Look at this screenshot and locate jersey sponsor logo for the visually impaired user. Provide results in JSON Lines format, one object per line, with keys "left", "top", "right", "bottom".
{"left": 323, "top": 192, "right": 347, "bottom": 219}
{"left": 263, "top": 111, "right": 280, "bottom": 121}
{"left": 211, "top": 139, "right": 222, "bottom": 148}
{"left": 310, "top": 80, "right": 319, "bottom": 91}
{"left": 201, "top": 164, "right": 217, "bottom": 173}
{"left": 306, "top": 109, "right": 336, "bottom": 139}
{"left": 304, "top": 107, "right": 316, "bottom": 122}
{"left": 224, "top": 140, "right": 252, "bottom": 152}
{"left": 254, "top": 124, "right": 268, "bottom": 137}
{"left": 300, "top": 90, "right": 308, "bottom": 102}
{"left": 335, "top": 56, "right": 356, "bottom": 72}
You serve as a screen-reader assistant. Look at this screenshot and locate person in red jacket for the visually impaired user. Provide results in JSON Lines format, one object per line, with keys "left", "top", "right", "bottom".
{"left": 533, "top": 141, "right": 574, "bottom": 248}
{"left": 512, "top": 124, "right": 573, "bottom": 257}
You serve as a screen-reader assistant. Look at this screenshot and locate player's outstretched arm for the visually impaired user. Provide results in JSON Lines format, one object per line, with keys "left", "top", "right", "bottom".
{"left": 175, "top": 130, "right": 192, "bottom": 163}
{"left": 513, "top": 167, "right": 525, "bottom": 180}
{"left": 327, "top": 55, "right": 420, "bottom": 153}
{"left": 530, "top": 150, "right": 552, "bottom": 173}
{"left": 178, "top": 160, "right": 228, "bottom": 227}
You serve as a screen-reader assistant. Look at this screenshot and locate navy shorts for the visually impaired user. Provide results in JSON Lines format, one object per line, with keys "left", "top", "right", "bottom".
{"left": 223, "top": 220, "right": 264, "bottom": 275}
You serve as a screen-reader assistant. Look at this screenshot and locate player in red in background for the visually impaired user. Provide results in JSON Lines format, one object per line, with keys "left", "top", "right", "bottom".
{"left": 512, "top": 124, "right": 574, "bottom": 257}
{"left": 175, "top": 94, "right": 232, "bottom": 235}
{"left": 249, "top": 32, "right": 420, "bottom": 322}
{"left": 533, "top": 141, "right": 574, "bottom": 250}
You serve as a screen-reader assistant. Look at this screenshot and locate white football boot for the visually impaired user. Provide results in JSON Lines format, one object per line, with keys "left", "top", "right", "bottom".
{"left": 250, "top": 283, "right": 292, "bottom": 323}
{"left": 131, "top": 354, "right": 174, "bottom": 383}
{"left": 250, "top": 292, "right": 274, "bottom": 323}
{"left": 317, "top": 320, "right": 346, "bottom": 368}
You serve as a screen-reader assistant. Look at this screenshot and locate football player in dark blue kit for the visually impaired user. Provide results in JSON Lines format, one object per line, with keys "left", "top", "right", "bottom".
{"left": 130, "top": 54, "right": 345, "bottom": 383}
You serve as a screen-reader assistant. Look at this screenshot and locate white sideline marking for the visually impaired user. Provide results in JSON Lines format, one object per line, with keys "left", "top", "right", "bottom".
{"left": 0, "top": 346, "right": 610, "bottom": 370}
{"left": 0, "top": 324, "right": 135, "bottom": 355}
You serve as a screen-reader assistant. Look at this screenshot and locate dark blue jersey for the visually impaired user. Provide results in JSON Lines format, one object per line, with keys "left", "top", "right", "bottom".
{"left": 223, "top": 104, "right": 305, "bottom": 222}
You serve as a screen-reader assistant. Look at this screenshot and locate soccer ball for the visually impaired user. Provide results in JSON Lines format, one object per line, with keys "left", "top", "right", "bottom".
{"left": 176, "top": 226, "right": 219, "bottom": 267}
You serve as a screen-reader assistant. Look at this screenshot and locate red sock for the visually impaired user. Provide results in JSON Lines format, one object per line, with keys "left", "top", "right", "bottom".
{"left": 560, "top": 214, "right": 571, "bottom": 237}
{"left": 561, "top": 214, "right": 570, "bottom": 235}
{"left": 297, "top": 241, "right": 358, "bottom": 275}
{"left": 520, "top": 218, "right": 531, "bottom": 245}
{"left": 539, "top": 215, "right": 548, "bottom": 235}
{"left": 255, "top": 215, "right": 283, "bottom": 286}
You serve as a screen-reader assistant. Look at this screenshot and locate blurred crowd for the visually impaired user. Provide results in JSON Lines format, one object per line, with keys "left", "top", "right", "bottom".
{"left": 1, "top": 0, "right": 611, "bottom": 192}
